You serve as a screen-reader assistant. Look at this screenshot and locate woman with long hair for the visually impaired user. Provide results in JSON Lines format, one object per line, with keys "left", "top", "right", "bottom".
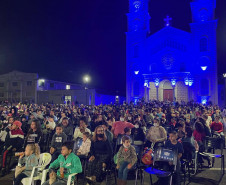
{"left": 86, "top": 125, "right": 113, "bottom": 182}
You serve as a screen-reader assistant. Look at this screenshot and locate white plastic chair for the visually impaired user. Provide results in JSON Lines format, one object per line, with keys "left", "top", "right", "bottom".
{"left": 20, "top": 153, "right": 52, "bottom": 185}
{"left": 41, "top": 169, "right": 77, "bottom": 185}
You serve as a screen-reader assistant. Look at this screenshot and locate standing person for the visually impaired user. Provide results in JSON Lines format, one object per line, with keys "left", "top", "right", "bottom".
{"left": 116, "top": 135, "right": 137, "bottom": 185}
{"left": 24, "top": 119, "right": 42, "bottom": 147}
{"left": 43, "top": 141, "right": 82, "bottom": 185}
{"left": 50, "top": 124, "right": 67, "bottom": 162}
{"left": 86, "top": 126, "right": 113, "bottom": 182}
{"left": 13, "top": 144, "right": 39, "bottom": 185}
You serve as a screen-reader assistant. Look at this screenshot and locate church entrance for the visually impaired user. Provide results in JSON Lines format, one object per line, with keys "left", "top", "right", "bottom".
{"left": 163, "top": 89, "right": 173, "bottom": 101}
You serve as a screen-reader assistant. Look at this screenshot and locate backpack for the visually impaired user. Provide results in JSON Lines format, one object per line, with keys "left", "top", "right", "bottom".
{"left": 142, "top": 143, "right": 154, "bottom": 165}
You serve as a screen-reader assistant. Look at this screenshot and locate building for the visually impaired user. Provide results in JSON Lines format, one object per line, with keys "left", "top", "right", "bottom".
{"left": 126, "top": 0, "right": 218, "bottom": 105}
{"left": 0, "top": 71, "right": 125, "bottom": 105}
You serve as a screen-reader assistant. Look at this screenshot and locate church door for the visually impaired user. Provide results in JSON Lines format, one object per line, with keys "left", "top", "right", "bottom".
{"left": 163, "top": 89, "right": 173, "bottom": 102}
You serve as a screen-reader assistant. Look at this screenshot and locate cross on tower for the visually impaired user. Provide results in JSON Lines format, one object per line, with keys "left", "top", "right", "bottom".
{"left": 164, "top": 15, "right": 172, "bottom": 27}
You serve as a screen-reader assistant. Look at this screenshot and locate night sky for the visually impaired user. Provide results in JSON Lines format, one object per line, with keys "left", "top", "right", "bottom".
{"left": 0, "top": 0, "right": 225, "bottom": 96}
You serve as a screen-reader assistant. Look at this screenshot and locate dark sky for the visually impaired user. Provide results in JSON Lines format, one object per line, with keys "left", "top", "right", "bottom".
{"left": 0, "top": 0, "right": 225, "bottom": 96}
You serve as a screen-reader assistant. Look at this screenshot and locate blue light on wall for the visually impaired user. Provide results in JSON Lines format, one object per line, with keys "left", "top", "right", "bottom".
{"left": 155, "top": 79, "right": 160, "bottom": 87}
{"left": 188, "top": 79, "right": 193, "bottom": 86}
{"left": 201, "top": 66, "right": 207, "bottom": 71}
{"left": 134, "top": 71, "right": 139, "bottom": 75}
{"left": 184, "top": 78, "right": 189, "bottom": 86}
{"left": 171, "top": 79, "right": 176, "bottom": 86}
{"left": 144, "top": 81, "right": 149, "bottom": 87}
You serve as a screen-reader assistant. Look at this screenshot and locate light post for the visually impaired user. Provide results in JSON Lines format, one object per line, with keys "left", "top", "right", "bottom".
{"left": 83, "top": 75, "right": 91, "bottom": 105}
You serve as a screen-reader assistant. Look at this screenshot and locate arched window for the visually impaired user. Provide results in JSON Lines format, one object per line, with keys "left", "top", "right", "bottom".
{"left": 134, "top": 45, "right": 139, "bottom": 58}
{"left": 200, "top": 37, "right": 208, "bottom": 52}
{"left": 200, "top": 79, "right": 209, "bottom": 96}
{"left": 134, "top": 81, "right": 139, "bottom": 96}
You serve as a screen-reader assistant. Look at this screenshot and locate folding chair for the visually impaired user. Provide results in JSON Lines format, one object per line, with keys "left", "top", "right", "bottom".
{"left": 199, "top": 136, "right": 225, "bottom": 174}
{"left": 145, "top": 147, "right": 178, "bottom": 185}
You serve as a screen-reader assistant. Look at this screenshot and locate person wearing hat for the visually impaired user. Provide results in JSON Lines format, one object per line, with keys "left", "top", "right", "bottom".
{"left": 0, "top": 120, "right": 24, "bottom": 176}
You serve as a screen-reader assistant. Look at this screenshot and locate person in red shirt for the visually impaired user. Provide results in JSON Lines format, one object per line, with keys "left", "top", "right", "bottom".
{"left": 210, "top": 116, "right": 225, "bottom": 147}
{"left": 210, "top": 116, "right": 223, "bottom": 133}
{"left": 111, "top": 114, "right": 134, "bottom": 138}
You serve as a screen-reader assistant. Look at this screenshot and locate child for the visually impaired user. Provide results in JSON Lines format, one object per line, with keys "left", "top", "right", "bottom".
{"left": 164, "top": 131, "right": 183, "bottom": 185}
{"left": 50, "top": 124, "right": 67, "bottom": 162}
{"left": 13, "top": 144, "right": 39, "bottom": 185}
{"left": 24, "top": 119, "right": 42, "bottom": 147}
{"left": 1, "top": 121, "right": 24, "bottom": 176}
{"left": 77, "top": 132, "right": 91, "bottom": 157}
{"left": 43, "top": 141, "right": 82, "bottom": 185}
{"left": 116, "top": 135, "right": 137, "bottom": 185}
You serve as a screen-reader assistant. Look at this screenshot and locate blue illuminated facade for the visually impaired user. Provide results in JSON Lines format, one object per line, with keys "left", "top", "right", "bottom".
{"left": 126, "top": 0, "right": 218, "bottom": 104}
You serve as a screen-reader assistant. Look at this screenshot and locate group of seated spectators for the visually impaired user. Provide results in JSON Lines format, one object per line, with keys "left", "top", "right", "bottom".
{"left": 0, "top": 100, "right": 225, "bottom": 185}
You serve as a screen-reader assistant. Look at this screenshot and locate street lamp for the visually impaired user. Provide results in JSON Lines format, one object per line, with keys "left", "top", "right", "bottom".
{"left": 83, "top": 75, "right": 91, "bottom": 105}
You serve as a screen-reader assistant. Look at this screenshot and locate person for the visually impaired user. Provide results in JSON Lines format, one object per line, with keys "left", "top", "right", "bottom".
{"left": 112, "top": 114, "right": 135, "bottom": 138}
{"left": 61, "top": 117, "right": 73, "bottom": 140}
{"left": 43, "top": 141, "right": 82, "bottom": 185}
{"left": 182, "top": 126, "right": 199, "bottom": 151}
{"left": 73, "top": 117, "right": 91, "bottom": 140}
{"left": 146, "top": 118, "right": 167, "bottom": 148}
{"left": 50, "top": 124, "right": 67, "bottom": 162}
{"left": 131, "top": 121, "right": 145, "bottom": 144}
{"left": 24, "top": 119, "right": 42, "bottom": 147}
{"left": 116, "top": 135, "right": 137, "bottom": 185}
{"left": 1, "top": 121, "right": 24, "bottom": 176}
{"left": 13, "top": 144, "right": 39, "bottom": 185}
{"left": 86, "top": 125, "right": 113, "bottom": 182}
{"left": 0, "top": 119, "right": 9, "bottom": 148}
{"left": 164, "top": 131, "right": 183, "bottom": 185}
{"left": 210, "top": 116, "right": 225, "bottom": 146}
{"left": 77, "top": 132, "right": 91, "bottom": 157}
{"left": 101, "top": 122, "right": 113, "bottom": 144}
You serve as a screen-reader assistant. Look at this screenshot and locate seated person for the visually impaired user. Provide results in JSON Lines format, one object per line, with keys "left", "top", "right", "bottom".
{"left": 86, "top": 126, "right": 113, "bottom": 182}
{"left": 13, "top": 144, "right": 39, "bottom": 185}
{"left": 146, "top": 118, "right": 167, "bottom": 148}
{"left": 43, "top": 141, "right": 82, "bottom": 185}
{"left": 61, "top": 118, "right": 74, "bottom": 140}
{"left": 131, "top": 121, "right": 145, "bottom": 144}
{"left": 210, "top": 116, "right": 225, "bottom": 146}
{"left": 73, "top": 117, "right": 91, "bottom": 140}
{"left": 116, "top": 135, "right": 137, "bottom": 185}
{"left": 77, "top": 132, "right": 91, "bottom": 157}
{"left": 182, "top": 126, "right": 199, "bottom": 152}
{"left": 43, "top": 116, "right": 56, "bottom": 133}
{"left": 162, "top": 131, "right": 183, "bottom": 185}
{"left": 101, "top": 122, "right": 113, "bottom": 144}
{"left": 177, "top": 121, "right": 185, "bottom": 139}
{"left": 50, "top": 124, "right": 67, "bottom": 162}
{"left": 1, "top": 121, "right": 24, "bottom": 176}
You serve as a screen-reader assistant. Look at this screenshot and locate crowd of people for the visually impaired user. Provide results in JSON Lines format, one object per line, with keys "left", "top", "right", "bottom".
{"left": 0, "top": 100, "right": 225, "bottom": 185}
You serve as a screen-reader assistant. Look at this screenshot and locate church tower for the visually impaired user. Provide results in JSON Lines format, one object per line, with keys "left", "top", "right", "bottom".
{"left": 190, "top": 0, "right": 218, "bottom": 104}
{"left": 126, "top": 0, "right": 150, "bottom": 103}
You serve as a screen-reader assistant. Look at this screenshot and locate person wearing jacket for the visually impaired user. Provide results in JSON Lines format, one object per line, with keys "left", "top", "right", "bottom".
{"left": 43, "top": 141, "right": 82, "bottom": 185}
{"left": 50, "top": 124, "right": 67, "bottom": 162}
{"left": 116, "top": 135, "right": 137, "bottom": 185}
{"left": 1, "top": 120, "right": 24, "bottom": 176}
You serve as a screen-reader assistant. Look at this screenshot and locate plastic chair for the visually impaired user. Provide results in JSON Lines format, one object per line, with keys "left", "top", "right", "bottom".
{"left": 41, "top": 169, "right": 78, "bottom": 185}
{"left": 21, "top": 153, "right": 52, "bottom": 185}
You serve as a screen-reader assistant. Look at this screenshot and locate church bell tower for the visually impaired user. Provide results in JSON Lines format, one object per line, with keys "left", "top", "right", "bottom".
{"left": 190, "top": 0, "right": 218, "bottom": 104}
{"left": 126, "top": 0, "right": 150, "bottom": 103}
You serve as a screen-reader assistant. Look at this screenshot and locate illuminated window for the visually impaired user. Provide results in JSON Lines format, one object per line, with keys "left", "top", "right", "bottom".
{"left": 66, "top": 85, "right": 70, "bottom": 90}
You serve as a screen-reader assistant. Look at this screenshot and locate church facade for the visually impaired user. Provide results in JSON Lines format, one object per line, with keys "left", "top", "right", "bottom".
{"left": 126, "top": 0, "right": 218, "bottom": 105}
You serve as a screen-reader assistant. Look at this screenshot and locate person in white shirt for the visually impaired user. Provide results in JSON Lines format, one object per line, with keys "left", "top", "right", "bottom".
{"left": 73, "top": 117, "right": 91, "bottom": 140}
{"left": 77, "top": 132, "right": 91, "bottom": 156}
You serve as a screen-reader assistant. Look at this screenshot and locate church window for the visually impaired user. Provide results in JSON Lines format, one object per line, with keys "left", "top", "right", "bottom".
{"left": 134, "top": 81, "right": 139, "bottom": 96}
{"left": 200, "top": 37, "right": 208, "bottom": 52}
{"left": 134, "top": 45, "right": 139, "bottom": 58}
{"left": 200, "top": 79, "right": 209, "bottom": 96}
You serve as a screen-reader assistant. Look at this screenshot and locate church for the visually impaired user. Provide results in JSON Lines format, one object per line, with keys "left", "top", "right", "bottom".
{"left": 126, "top": 0, "right": 218, "bottom": 105}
